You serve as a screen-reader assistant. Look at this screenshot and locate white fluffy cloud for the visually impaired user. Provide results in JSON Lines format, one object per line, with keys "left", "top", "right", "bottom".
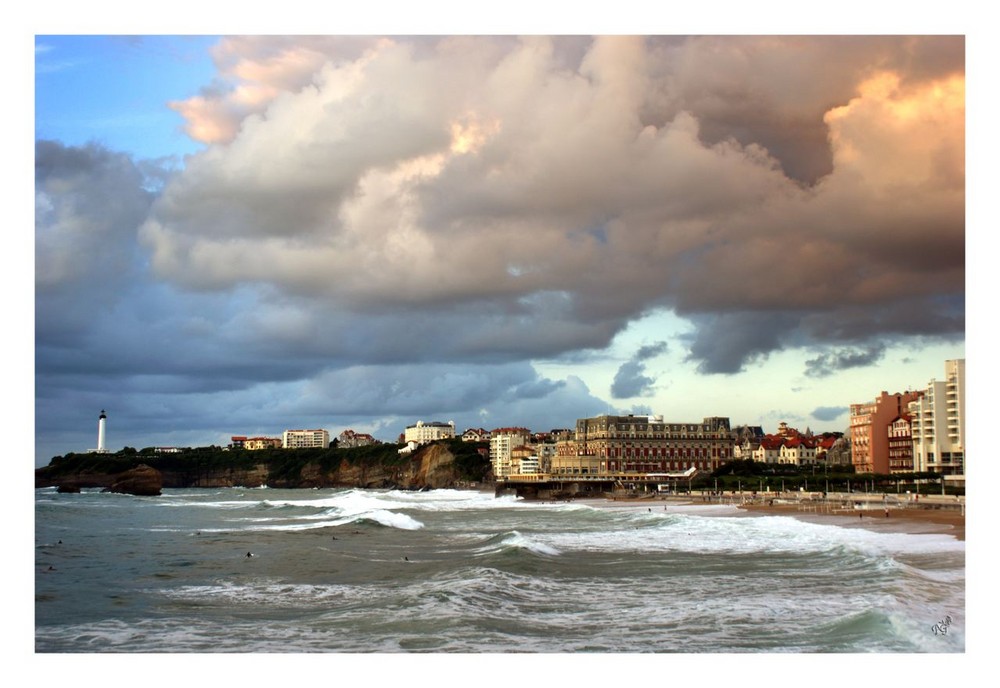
{"left": 140, "top": 36, "right": 964, "bottom": 374}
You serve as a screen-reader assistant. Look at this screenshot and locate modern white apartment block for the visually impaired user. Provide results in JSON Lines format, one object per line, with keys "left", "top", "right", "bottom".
{"left": 403, "top": 420, "right": 455, "bottom": 446}
{"left": 909, "top": 359, "right": 965, "bottom": 477}
{"left": 490, "top": 427, "right": 532, "bottom": 478}
{"left": 282, "top": 429, "right": 330, "bottom": 449}
{"left": 512, "top": 455, "right": 541, "bottom": 474}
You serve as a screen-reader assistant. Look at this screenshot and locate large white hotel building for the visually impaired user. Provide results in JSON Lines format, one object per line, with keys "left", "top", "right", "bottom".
{"left": 404, "top": 420, "right": 455, "bottom": 445}
{"left": 549, "top": 414, "right": 734, "bottom": 476}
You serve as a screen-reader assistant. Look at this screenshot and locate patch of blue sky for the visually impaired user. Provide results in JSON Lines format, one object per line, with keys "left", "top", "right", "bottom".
{"left": 35, "top": 35, "right": 219, "bottom": 161}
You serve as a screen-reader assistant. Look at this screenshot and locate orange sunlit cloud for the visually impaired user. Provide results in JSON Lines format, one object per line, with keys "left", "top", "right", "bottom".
{"left": 824, "top": 70, "right": 965, "bottom": 188}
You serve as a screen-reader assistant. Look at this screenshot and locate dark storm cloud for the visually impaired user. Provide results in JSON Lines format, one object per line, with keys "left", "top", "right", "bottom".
{"left": 683, "top": 312, "right": 798, "bottom": 374}
{"left": 32, "top": 140, "right": 611, "bottom": 461}
{"left": 635, "top": 342, "right": 669, "bottom": 360}
{"left": 804, "top": 344, "right": 887, "bottom": 379}
{"left": 611, "top": 342, "right": 668, "bottom": 398}
{"left": 35, "top": 140, "right": 154, "bottom": 304}
{"left": 611, "top": 361, "right": 654, "bottom": 399}
{"left": 811, "top": 406, "right": 849, "bottom": 423}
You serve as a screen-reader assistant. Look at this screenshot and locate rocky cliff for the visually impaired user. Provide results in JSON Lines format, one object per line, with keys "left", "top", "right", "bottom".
{"left": 36, "top": 441, "right": 490, "bottom": 492}
{"left": 103, "top": 464, "right": 163, "bottom": 496}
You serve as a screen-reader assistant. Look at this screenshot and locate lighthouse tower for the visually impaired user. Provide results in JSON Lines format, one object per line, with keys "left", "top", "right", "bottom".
{"left": 92, "top": 410, "right": 109, "bottom": 454}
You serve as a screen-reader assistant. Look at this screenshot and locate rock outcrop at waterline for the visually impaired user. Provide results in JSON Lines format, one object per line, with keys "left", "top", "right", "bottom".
{"left": 103, "top": 464, "right": 163, "bottom": 496}
{"left": 35, "top": 441, "right": 490, "bottom": 493}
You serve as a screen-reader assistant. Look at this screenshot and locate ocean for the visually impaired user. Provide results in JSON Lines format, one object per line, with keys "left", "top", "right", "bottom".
{"left": 34, "top": 486, "right": 965, "bottom": 654}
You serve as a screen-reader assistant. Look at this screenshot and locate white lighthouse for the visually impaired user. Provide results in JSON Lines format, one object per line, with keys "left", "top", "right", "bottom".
{"left": 89, "top": 410, "right": 110, "bottom": 454}
{"left": 97, "top": 409, "right": 107, "bottom": 452}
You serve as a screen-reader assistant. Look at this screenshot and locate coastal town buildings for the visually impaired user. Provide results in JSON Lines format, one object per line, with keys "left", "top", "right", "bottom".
{"left": 75, "top": 361, "right": 962, "bottom": 490}
{"left": 549, "top": 450, "right": 603, "bottom": 475}
{"left": 752, "top": 436, "right": 783, "bottom": 464}
{"left": 887, "top": 414, "right": 915, "bottom": 472}
{"left": 733, "top": 424, "right": 843, "bottom": 467}
{"left": 533, "top": 441, "right": 559, "bottom": 473}
{"left": 231, "top": 435, "right": 284, "bottom": 450}
{"left": 849, "top": 391, "right": 924, "bottom": 473}
{"left": 490, "top": 427, "right": 532, "bottom": 478}
{"left": 245, "top": 437, "right": 282, "bottom": 450}
{"left": 337, "top": 429, "right": 378, "bottom": 448}
{"left": 820, "top": 435, "right": 852, "bottom": 466}
{"left": 282, "top": 429, "right": 330, "bottom": 449}
{"left": 510, "top": 445, "right": 540, "bottom": 474}
{"left": 512, "top": 454, "right": 541, "bottom": 474}
{"left": 814, "top": 434, "right": 842, "bottom": 464}
{"left": 732, "top": 425, "right": 765, "bottom": 444}
{"left": 546, "top": 429, "right": 575, "bottom": 443}
{"left": 461, "top": 428, "right": 490, "bottom": 442}
{"left": 732, "top": 439, "right": 755, "bottom": 460}
{"left": 404, "top": 420, "right": 456, "bottom": 445}
{"left": 778, "top": 437, "right": 818, "bottom": 466}
{"left": 909, "top": 359, "right": 966, "bottom": 477}
{"left": 572, "top": 414, "right": 734, "bottom": 473}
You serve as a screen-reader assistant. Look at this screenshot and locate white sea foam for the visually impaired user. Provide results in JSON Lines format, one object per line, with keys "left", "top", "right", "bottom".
{"left": 206, "top": 510, "right": 425, "bottom": 532}
{"left": 539, "top": 510, "right": 965, "bottom": 559}
{"left": 473, "top": 530, "right": 561, "bottom": 557}
{"left": 347, "top": 508, "right": 424, "bottom": 530}
{"left": 159, "top": 579, "right": 361, "bottom": 606}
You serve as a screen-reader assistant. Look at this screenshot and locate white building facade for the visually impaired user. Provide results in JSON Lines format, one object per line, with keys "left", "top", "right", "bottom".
{"left": 909, "top": 359, "right": 965, "bottom": 477}
{"left": 282, "top": 429, "right": 330, "bottom": 449}
{"left": 512, "top": 455, "right": 541, "bottom": 474}
{"left": 404, "top": 421, "right": 455, "bottom": 445}
{"left": 489, "top": 428, "right": 532, "bottom": 478}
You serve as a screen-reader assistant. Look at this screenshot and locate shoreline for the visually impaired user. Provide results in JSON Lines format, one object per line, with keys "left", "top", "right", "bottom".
{"left": 738, "top": 501, "right": 965, "bottom": 541}
{"left": 587, "top": 495, "right": 965, "bottom": 541}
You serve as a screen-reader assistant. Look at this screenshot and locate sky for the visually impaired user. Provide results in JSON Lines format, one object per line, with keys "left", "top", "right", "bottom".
{"left": 27, "top": 15, "right": 972, "bottom": 467}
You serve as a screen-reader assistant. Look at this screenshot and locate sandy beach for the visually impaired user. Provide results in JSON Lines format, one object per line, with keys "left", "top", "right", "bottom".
{"left": 738, "top": 502, "right": 965, "bottom": 541}
{"left": 594, "top": 495, "right": 965, "bottom": 541}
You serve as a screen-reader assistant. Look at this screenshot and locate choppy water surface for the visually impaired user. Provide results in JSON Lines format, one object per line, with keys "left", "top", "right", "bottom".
{"left": 35, "top": 487, "right": 965, "bottom": 652}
